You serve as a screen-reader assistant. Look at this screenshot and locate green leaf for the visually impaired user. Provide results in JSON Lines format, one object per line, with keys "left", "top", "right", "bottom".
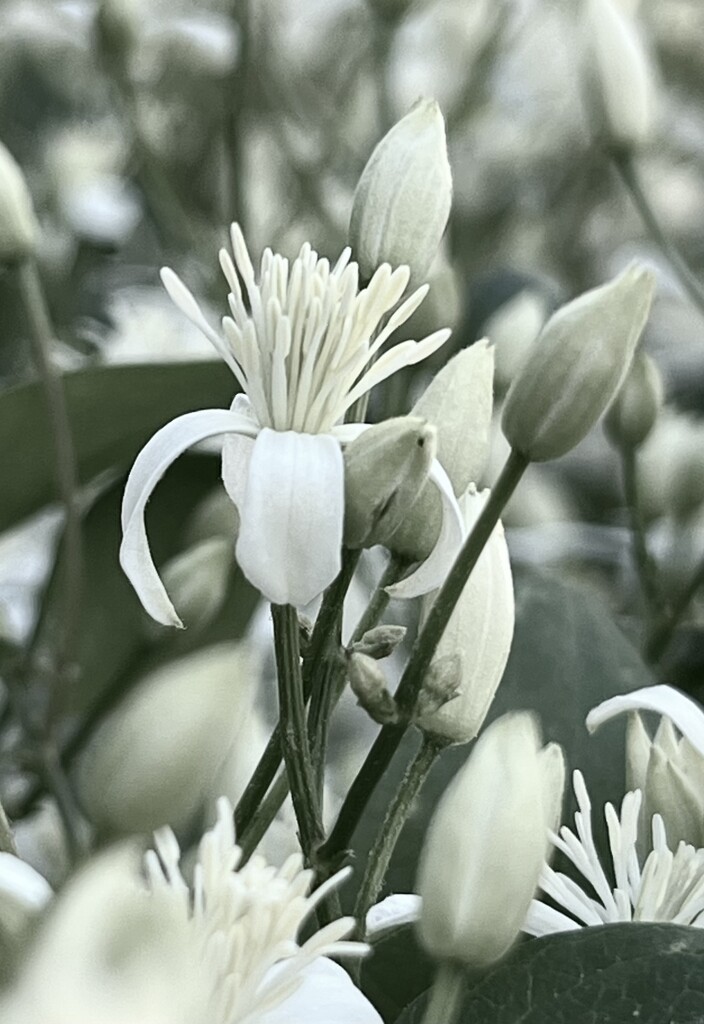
{"left": 0, "top": 362, "right": 233, "bottom": 531}
{"left": 397, "top": 924, "right": 704, "bottom": 1024}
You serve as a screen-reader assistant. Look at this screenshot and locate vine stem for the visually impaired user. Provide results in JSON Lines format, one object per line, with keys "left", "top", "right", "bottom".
{"left": 352, "top": 736, "right": 442, "bottom": 940}
{"left": 17, "top": 260, "right": 82, "bottom": 690}
{"left": 271, "top": 604, "right": 323, "bottom": 861}
{"left": 317, "top": 449, "right": 529, "bottom": 871}
{"left": 620, "top": 445, "right": 660, "bottom": 624}
{"left": 612, "top": 151, "right": 704, "bottom": 320}
{"left": 645, "top": 557, "right": 704, "bottom": 664}
{"left": 421, "top": 962, "right": 466, "bottom": 1024}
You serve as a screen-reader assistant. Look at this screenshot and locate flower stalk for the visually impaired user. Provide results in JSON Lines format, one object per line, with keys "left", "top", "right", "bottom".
{"left": 271, "top": 604, "right": 324, "bottom": 860}
{"left": 421, "top": 962, "right": 466, "bottom": 1024}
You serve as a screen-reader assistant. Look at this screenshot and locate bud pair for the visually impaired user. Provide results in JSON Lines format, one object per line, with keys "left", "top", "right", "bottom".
{"left": 417, "top": 713, "right": 565, "bottom": 968}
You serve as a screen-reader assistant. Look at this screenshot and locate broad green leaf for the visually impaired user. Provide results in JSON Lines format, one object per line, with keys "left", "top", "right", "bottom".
{"left": 0, "top": 362, "right": 233, "bottom": 531}
{"left": 397, "top": 924, "right": 704, "bottom": 1024}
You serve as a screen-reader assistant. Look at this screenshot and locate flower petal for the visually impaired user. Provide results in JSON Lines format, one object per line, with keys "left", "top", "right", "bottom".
{"left": 222, "top": 395, "right": 259, "bottom": 507}
{"left": 386, "top": 459, "right": 464, "bottom": 599}
{"left": 587, "top": 685, "right": 704, "bottom": 758}
{"left": 120, "top": 409, "right": 258, "bottom": 627}
{"left": 365, "top": 894, "right": 421, "bottom": 938}
{"left": 522, "top": 899, "right": 578, "bottom": 937}
{"left": 236, "top": 429, "right": 344, "bottom": 606}
{"left": 258, "top": 958, "right": 383, "bottom": 1024}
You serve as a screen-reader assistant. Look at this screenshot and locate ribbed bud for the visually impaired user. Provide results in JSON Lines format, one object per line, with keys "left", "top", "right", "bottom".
{"left": 584, "top": 0, "right": 657, "bottom": 151}
{"left": 417, "top": 713, "right": 565, "bottom": 967}
{"left": 347, "top": 653, "right": 398, "bottom": 725}
{"left": 75, "top": 642, "right": 255, "bottom": 835}
{"left": 414, "top": 654, "right": 462, "bottom": 721}
{"left": 387, "top": 341, "right": 494, "bottom": 561}
{"left": 627, "top": 712, "right": 704, "bottom": 849}
{"left": 349, "top": 98, "right": 452, "bottom": 283}
{"left": 351, "top": 624, "right": 407, "bottom": 660}
{"left": 604, "top": 350, "right": 663, "bottom": 450}
{"left": 502, "top": 264, "right": 655, "bottom": 462}
{"left": 148, "top": 537, "right": 231, "bottom": 635}
{"left": 483, "top": 290, "right": 548, "bottom": 392}
{"left": 343, "top": 416, "right": 436, "bottom": 549}
{"left": 415, "top": 489, "right": 514, "bottom": 743}
{"left": 0, "top": 143, "right": 38, "bottom": 263}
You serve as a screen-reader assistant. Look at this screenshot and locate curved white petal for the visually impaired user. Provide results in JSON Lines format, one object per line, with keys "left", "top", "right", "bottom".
{"left": 236, "top": 429, "right": 344, "bottom": 607}
{"left": 222, "top": 395, "right": 260, "bottom": 507}
{"left": 522, "top": 899, "right": 578, "bottom": 938}
{"left": 587, "top": 685, "right": 704, "bottom": 758}
{"left": 366, "top": 894, "right": 421, "bottom": 938}
{"left": 258, "top": 958, "right": 383, "bottom": 1024}
{"left": 0, "top": 853, "right": 52, "bottom": 936}
{"left": 386, "top": 459, "right": 464, "bottom": 599}
{"left": 331, "top": 422, "right": 370, "bottom": 446}
{"left": 120, "top": 409, "right": 258, "bottom": 627}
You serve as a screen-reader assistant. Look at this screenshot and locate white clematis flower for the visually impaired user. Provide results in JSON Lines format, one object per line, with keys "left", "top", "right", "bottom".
{"left": 120, "top": 224, "right": 461, "bottom": 624}
{"left": 525, "top": 769, "right": 704, "bottom": 935}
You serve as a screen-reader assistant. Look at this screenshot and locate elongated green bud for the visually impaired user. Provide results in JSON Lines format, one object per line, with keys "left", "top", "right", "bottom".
{"left": 349, "top": 99, "right": 452, "bottom": 282}
{"left": 604, "top": 350, "right": 663, "bottom": 450}
{"left": 502, "top": 264, "right": 655, "bottom": 462}
{"left": 387, "top": 341, "right": 494, "bottom": 561}
{"left": 343, "top": 416, "right": 436, "bottom": 549}
{"left": 0, "top": 143, "right": 38, "bottom": 263}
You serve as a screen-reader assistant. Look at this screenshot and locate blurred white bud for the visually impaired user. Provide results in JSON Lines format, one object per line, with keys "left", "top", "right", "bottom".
{"left": 0, "top": 142, "right": 38, "bottom": 262}
{"left": 627, "top": 712, "right": 704, "bottom": 850}
{"left": 149, "top": 537, "right": 231, "bottom": 634}
{"left": 75, "top": 642, "right": 256, "bottom": 835}
{"left": 637, "top": 409, "right": 704, "bottom": 521}
{"left": 388, "top": 341, "right": 495, "bottom": 561}
{"left": 0, "top": 854, "right": 51, "bottom": 939}
{"left": 483, "top": 290, "right": 548, "bottom": 392}
{"left": 0, "top": 847, "right": 199, "bottom": 1024}
{"left": 416, "top": 489, "right": 514, "bottom": 743}
{"left": 604, "top": 350, "right": 663, "bottom": 450}
{"left": 343, "top": 416, "right": 436, "bottom": 549}
{"left": 584, "top": 0, "right": 657, "bottom": 149}
{"left": 417, "top": 713, "right": 565, "bottom": 968}
{"left": 349, "top": 98, "right": 452, "bottom": 283}
{"left": 502, "top": 264, "right": 655, "bottom": 462}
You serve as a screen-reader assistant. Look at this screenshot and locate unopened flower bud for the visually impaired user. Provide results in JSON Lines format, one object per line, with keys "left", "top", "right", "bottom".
{"left": 75, "top": 642, "right": 255, "bottom": 835}
{"left": 483, "top": 290, "right": 548, "bottom": 392}
{"left": 351, "top": 624, "right": 407, "bottom": 660}
{"left": 415, "top": 489, "right": 514, "bottom": 743}
{"left": 349, "top": 99, "right": 452, "bottom": 282}
{"left": 343, "top": 416, "right": 436, "bottom": 549}
{"left": 637, "top": 409, "right": 704, "bottom": 521}
{"left": 147, "top": 537, "right": 231, "bottom": 635}
{"left": 0, "top": 143, "right": 38, "bottom": 263}
{"left": 584, "top": 0, "right": 657, "bottom": 151}
{"left": 414, "top": 654, "right": 462, "bottom": 721}
{"left": 416, "top": 712, "right": 565, "bottom": 968}
{"left": 387, "top": 341, "right": 494, "bottom": 561}
{"left": 604, "top": 350, "right": 663, "bottom": 450}
{"left": 502, "top": 264, "right": 655, "bottom": 462}
{"left": 347, "top": 653, "right": 398, "bottom": 725}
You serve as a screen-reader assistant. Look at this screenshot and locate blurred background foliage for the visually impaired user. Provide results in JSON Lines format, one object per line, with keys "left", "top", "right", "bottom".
{"left": 1, "top": 0, "right": 704, "bottom": 926}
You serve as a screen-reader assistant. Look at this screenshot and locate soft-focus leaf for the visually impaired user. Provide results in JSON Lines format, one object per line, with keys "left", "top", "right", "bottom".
{"left": 0, "top": 362, "right": 233, "bottom": 531}
{"left": 397, "top": 924, "right": 704, "bottom": 1024}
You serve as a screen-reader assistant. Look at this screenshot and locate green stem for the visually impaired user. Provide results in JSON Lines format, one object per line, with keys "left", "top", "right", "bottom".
{"left": 645, "top": 557, "right": 704, "bottom": 663}
{"left": 421, "top": 962, "right": 466, "bottom": 1024}
{"left": 613, "top": 152, "right": 704, "bottom": 320}
{"left": 621, "top": 445, "right": 660, "bottom": 623}
{"left": 238, "top": 771, "right": 289, "bottom": 862}
{"left": 271, "top": 604, "right": 324, "bottom": 860}
{"left": 17, "top": 260, "right": 82, "bottom": 689}
{"left": 353, "top": 736, "right": 441, "bottom": 938}
{"left": 318, "top": 449, "right": 528, "bottom": 869}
